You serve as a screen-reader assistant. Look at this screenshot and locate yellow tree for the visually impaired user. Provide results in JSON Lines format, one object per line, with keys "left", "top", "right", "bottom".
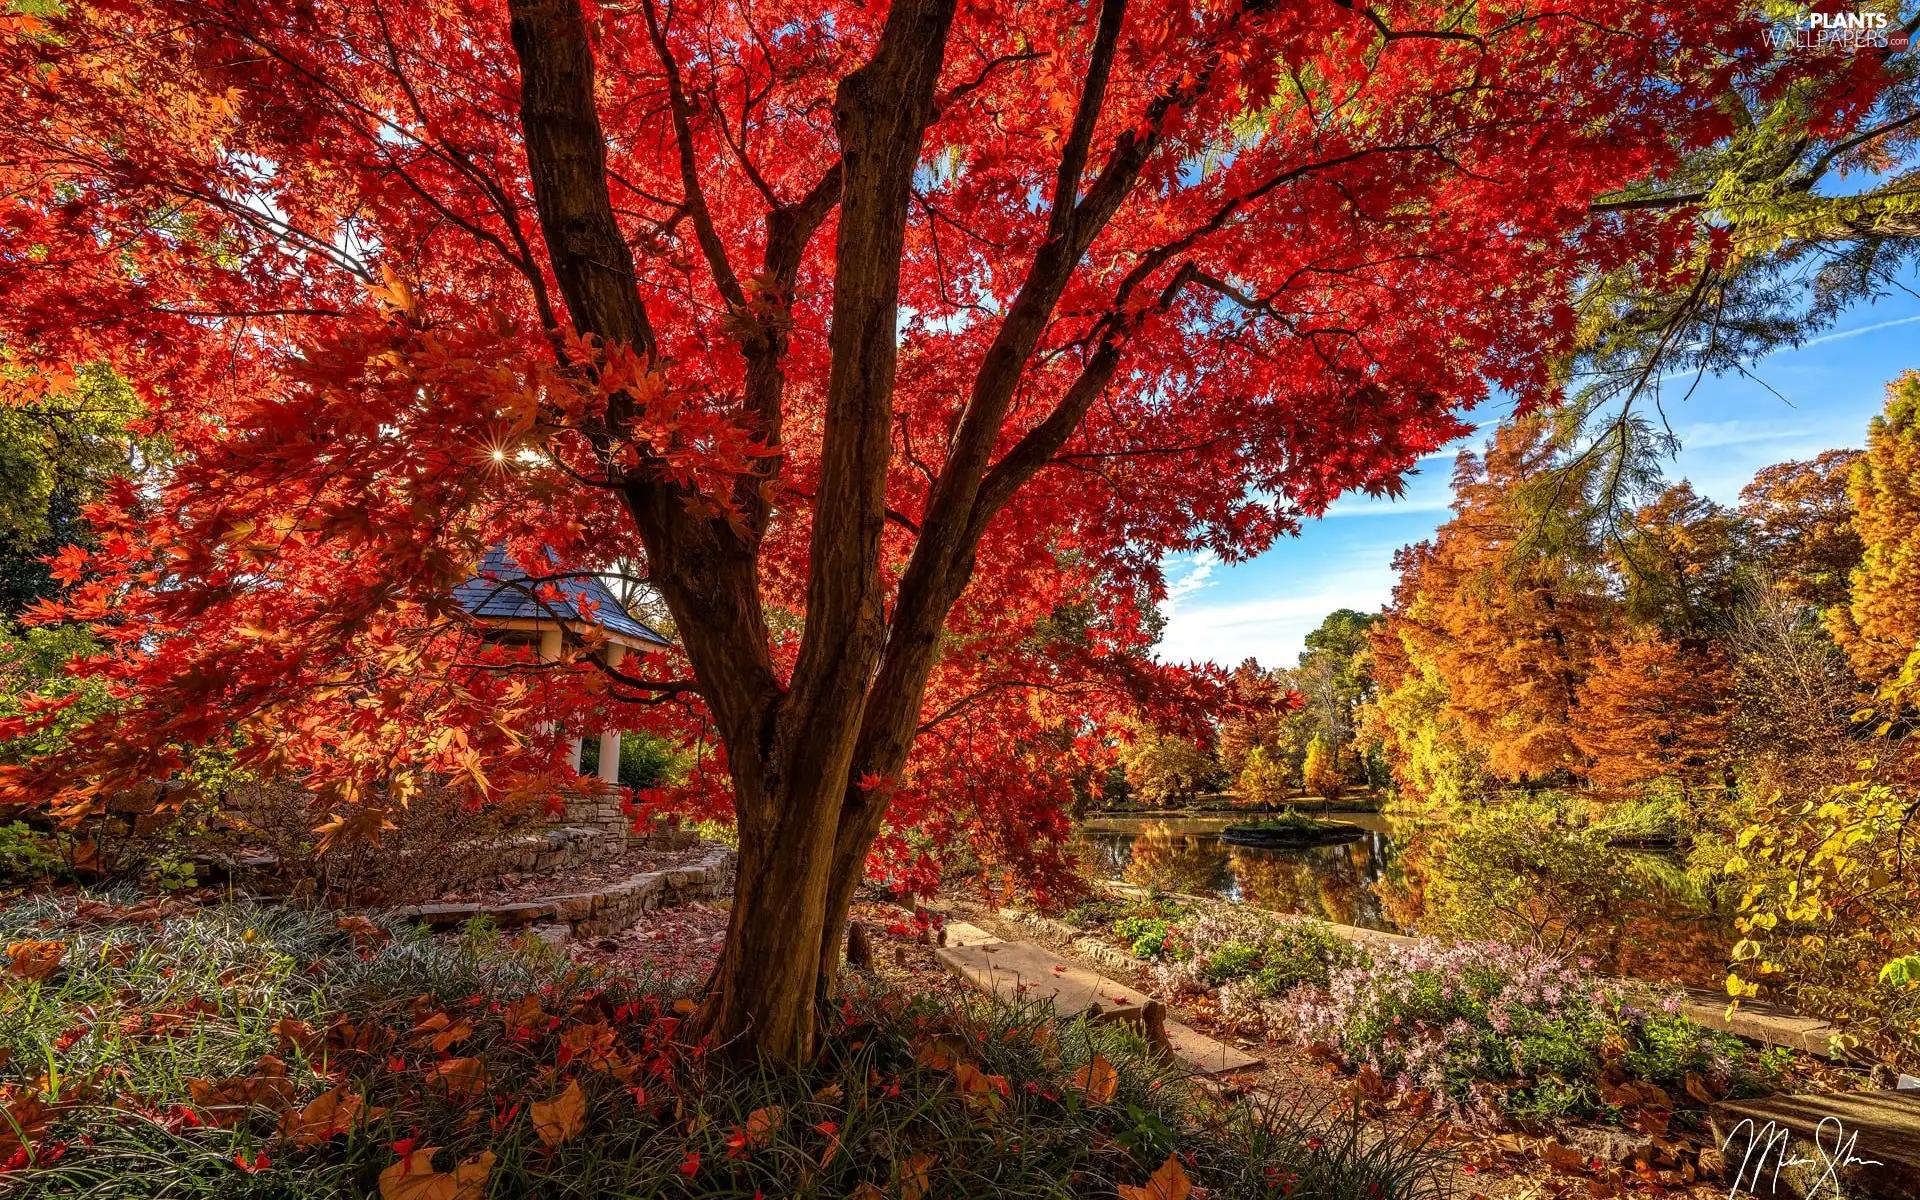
{"left": 1829, "top": 371, "right": 1920, "bottom": 692}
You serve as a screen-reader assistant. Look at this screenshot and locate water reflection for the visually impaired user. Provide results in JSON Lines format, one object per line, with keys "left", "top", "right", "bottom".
{"left": 1076, "top": 814, "right": 1732, "bottom": 987}
{"left": 1077, "top": 815, "right": 1403, "bottom": 934}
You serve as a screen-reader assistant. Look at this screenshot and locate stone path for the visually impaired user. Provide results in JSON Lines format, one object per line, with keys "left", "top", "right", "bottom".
{"left": 1710, "top": 1088, "right": 1920, "bottom": 1199}
{"left": 933, "top": 922, "right": 1260, "bottom": 1078}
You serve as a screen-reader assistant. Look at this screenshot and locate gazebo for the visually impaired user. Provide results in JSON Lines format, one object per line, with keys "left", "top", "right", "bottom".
{"left": 452, "top": 545, "right": 673, "bottom": 784}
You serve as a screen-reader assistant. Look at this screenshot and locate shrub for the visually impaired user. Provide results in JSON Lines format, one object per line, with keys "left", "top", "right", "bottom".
{"left": 0, "top": 820, "right": 62, "bottom": 884}
{"left": 1113, "top": 914, "right": 1178, "bottom": 960}
{"left": 1150, "top": 907, "right": 1367, "bottom": 1005}
{"left": 1203, "top": 941, "right": 1263, "bottom": 985}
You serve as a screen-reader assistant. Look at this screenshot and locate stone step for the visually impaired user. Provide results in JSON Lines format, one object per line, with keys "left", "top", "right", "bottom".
{"left": 940, "top": 919, "right": 1002, "bottom": 948}
{"left": 934, "top": 938, "right": 1260, "bottom": 1078}
{"left": 1710, "top": 1089, "right": 1920, "bottom": 1199}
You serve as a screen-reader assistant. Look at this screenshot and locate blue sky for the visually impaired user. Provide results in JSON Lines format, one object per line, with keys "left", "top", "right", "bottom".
{"left": 1154, "top": 289, "right": 1920, "bottom": 670}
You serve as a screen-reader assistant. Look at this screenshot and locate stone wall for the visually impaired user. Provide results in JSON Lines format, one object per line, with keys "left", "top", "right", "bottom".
{"left": 425, "top": 820, "right": 698, "bottom": 894}
{"left": 392, "top": 841, "right": 736, "bottom": 937}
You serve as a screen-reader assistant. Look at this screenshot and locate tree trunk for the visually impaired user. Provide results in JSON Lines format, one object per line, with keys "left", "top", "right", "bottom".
{"left": 505, "top": 0, "right": 1153, "bottom": 1065}
{"left": 691, "top": 784, "right": 842, "bottom": 1061}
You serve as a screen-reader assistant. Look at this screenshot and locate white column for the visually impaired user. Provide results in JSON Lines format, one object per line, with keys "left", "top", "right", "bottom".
{"left": 536, "top": 626, "right": 564, "bottom": 754}
{"left": 597, "top": 643, "right": 625, "bottom": 784}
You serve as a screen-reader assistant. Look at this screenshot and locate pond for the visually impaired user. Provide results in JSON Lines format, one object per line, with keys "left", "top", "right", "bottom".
{"left": 1078, "top": 813, "right": 1405, "bottom": 933}
{"left": 1075, "top": 813, "right": 1734, "bottom": 988}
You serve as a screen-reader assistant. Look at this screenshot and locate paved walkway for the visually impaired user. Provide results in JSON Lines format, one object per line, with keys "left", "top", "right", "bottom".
{"left": 933, "top": 922, "right": 1260, "bottom": 1078}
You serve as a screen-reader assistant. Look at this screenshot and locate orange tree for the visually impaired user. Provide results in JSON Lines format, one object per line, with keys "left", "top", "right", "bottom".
{"left": 0, "top": 0, "right": 1884, "bottom": 1060}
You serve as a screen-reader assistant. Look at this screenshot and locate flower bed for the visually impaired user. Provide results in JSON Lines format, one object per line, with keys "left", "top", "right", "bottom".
{"left": 1285, "top": 940, "right": 1789, "bottom": 1126}
{"left": 1072, "top": 893, "right": 1793, "bottom": 1133}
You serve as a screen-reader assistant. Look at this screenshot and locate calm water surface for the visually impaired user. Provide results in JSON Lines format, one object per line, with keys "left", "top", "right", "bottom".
{"left": 1077, "top": 813, "right": 1407, "bottom": 933}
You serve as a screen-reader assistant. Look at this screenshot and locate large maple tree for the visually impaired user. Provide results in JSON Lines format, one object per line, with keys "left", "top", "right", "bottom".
{"left": 0, "top": 0, "right": 1878, "bottom": 1058}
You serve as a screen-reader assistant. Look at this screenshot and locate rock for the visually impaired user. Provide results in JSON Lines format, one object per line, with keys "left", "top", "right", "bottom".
{"left": 526, "top": 924, "right": 569, "bottom": 952}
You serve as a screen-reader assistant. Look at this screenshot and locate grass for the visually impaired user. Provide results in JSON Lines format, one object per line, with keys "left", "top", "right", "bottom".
{"left": 0, "top": 893, "right": 1452, "bottom": 1198}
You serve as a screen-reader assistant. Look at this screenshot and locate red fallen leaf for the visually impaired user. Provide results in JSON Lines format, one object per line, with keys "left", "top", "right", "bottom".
{"left": 234, "top": 1150, "right": 270, "bottom": 1173}
{"left": 677, "top": 1150, "right": 701, "bottom": 1178}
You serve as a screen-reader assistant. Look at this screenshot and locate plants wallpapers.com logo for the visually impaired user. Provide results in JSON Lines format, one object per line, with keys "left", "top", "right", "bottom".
{"left": 1764, "top": 9, "right": 1912, "bottom": 52}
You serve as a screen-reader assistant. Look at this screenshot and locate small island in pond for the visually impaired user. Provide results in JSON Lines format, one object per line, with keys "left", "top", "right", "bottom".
{"left": 1221, "top": 810, "right": 1368, "bottom": 849}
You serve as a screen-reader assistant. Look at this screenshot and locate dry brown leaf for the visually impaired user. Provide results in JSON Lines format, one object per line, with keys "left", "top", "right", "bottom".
{"left": 850, "top": 1184, "right": 886, "bottom": 1200}
{"left": 952, "top": 1063, "right": 1009, "bottom": 1115}
{"left": 530, "top": 1078, "right": 587, "bottom": 1147}
{"left": 0, "top": 1088, "right": 56, "bottom": 1161}
{"left": 912, "top": 1035, "right": 967, "bottom": 1071}
{"left": 1117, "top": 1153, "right": 1192, "bottom": 1200}
{"left": 188, "top": 1062, "right": 296, "bottom": 1128}
{"left": 1071, "top": 1055, "right": 1119, "bottom": 1104}
{"left": 1030, "top": 1024, "right": 1062, "bottom": 1067}
{"left": 739, "top": 1104, "right": 784, "bottom": 1149}
{"left": 6, "top": 940, "right": 65, "bottom": 982}
{"left": 503, "top": 994, "right": 544, "bottom": 1027}
{"left": 378, "top": 1146, "right": 495, "bottom": 1200}
{"left": 897, "top": 1151, "right": 936, "bottom": 1200}
{"left": 271, "top": 1017, "right": 322, "bottom": 1057}
{"left": 671, "top": 998, "right": 696, "bottom": 1015}
{"left": 278, "top": 1084, "right": 384, "bottom": 1148}
{"left": 1541, "top": 1140, "right": 1591, "bottom": 1175}
{"left": 1683, "top": 1071, "right": 1715, "bottom": 1105}
{"left": 336, "top": 915, "right": 389, "bottom": 943}
{"left": 425, "top": 1056, "right": 489, "bottom": 1100}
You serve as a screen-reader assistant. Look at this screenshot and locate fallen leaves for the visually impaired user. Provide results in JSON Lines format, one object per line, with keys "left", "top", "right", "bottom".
{"left": 271, "top": 1016, "right": 322, "bottom": 1058}
{"left": 0, "top": 1087, "right": 56, "bottom": 1162}
{"left": 425, "top": 1057, "right": 490, "bottom": 1100}
{"left": 911, "top": 1034, "right": 968, "bottom": 1072}
{"left": 378, "top": 1146, "right": 494, "bottom": 1200}
{"left": 529, "top": 1079, "right": 587, "bottom": 1147}
{"left": 896, "top": 1151, "right": 936, "bottom": 1200}
{"left": 1071, "top": 1055, "right": 1119, "bottom": 1104}
{"left": 187, "top": 1055, "right": 296, "bottom": 1127}
{"left": 335, "top": 915, "right": 390, "bottom": 945}
{"left": 1118, "top": 1153, "right": 1192, "bottom": 1200}
{"left": 412, "top": 1012, "right": 473, "bottom": 1054}
{"left": 6, "top": 940, "right": 65, "bottom": 981}
{"left": 70, "top": 898, "right": 190, "bottom": 927}
{"left": 951, "top": 1063, "right": 1010, "bottom": 1115}
{"left": 278, "top": 1085, "right": 385, "bottom": 1148}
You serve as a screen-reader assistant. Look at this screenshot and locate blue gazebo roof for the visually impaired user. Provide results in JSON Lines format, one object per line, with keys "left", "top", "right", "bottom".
{"left": 452, "top": 545, "right": 673, "bottom": 651}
